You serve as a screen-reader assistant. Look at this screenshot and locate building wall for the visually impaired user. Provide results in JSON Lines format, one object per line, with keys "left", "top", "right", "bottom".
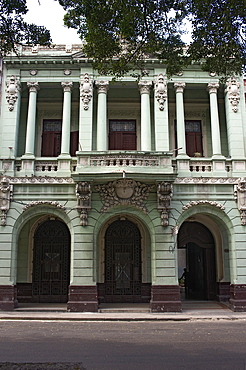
{"left": 0, "top": 45, "right": 246, "bottom": 311}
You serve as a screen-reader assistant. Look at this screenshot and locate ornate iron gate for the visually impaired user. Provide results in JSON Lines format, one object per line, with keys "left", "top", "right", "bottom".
{"left": 33, "top": 219, "right": 70, "bottom": 303}
{"left": 105, "top": 220, "right": 142, "bottom": 302}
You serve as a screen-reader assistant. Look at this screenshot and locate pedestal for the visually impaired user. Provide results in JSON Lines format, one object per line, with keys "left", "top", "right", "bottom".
{"left": 67, "top": 285, "right": 98, "bottom": 312}
{"left": 0, "top": 285, "right": 17, "bottom": 310}
{"left": 150, "top": 285, "right": 182, "bottom": 312}
{"left": 229, "top": 284, "right": 246, "bottom": 311}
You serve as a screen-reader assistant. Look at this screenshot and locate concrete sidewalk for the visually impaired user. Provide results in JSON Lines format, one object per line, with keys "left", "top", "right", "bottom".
{"left": 0, "top": 301, "right": 246, "bottom": 321}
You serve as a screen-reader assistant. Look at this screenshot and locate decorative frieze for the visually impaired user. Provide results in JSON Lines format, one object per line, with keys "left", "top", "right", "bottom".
{"left": 10, "top": 177, "right": 74, "bottom": 184}
{"left": 157, "top": 182, "right": 173, "bottom": 226}
{"left": 95, "top": 179, "right": 154, "bottom": 214}
{"left": 226, "top": 77, "right": 240, "bottom": 112}
{"left": 234, "top": 177, "right": 246, "bottom": 225}
{"left": 182, "top": 200, "right": 225, "bottom": 211}
{"left": 23, "top": 201, "right": 66, "bottom": 212}
{"left": 76, "top": 182, "right": 92, "bottom": 226}
{"left": 6, "top": 75, "right": 20, "bottom": 111}
{"left": 175, "top": 177, "right": 237, "bottom": 184}
{"left": 0, "top": 177, "right": 13, "bottom": 226}
{"left": 80, "top": 73, "right": 93, "bottom": 110}
{"left": 154, "top": 74, "right": 167, "bottom": 111}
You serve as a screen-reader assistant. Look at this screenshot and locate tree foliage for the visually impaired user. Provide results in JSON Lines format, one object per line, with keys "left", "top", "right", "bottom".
{"left": 58, "top": 0, "right": 246, "bottom": 78}
{"left": 0, "top": 0, "right": 51, "bottom": 56}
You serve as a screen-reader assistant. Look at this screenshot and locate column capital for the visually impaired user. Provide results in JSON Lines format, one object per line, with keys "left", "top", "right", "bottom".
{"left": 95, "top": 80, "right": 109, "bottom": 94}
{"left": 138, "top": 80, "right": 152, "bottom": 94}
{"left": 174, "top": 82, "right": 185, "bottom": 93}
{"left": 27, "top": 81, "right": 39, "bottom": 93}
{"left": 207, "top": 82, "right": 219, "bottom": 94}
{"left": 61, "top": 81, "right": 73, "bottom": 92}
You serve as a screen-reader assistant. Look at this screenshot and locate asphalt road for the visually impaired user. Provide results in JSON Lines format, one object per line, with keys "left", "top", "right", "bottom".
{"left": 0, "top": 320, "right": 246, "bottom": 370}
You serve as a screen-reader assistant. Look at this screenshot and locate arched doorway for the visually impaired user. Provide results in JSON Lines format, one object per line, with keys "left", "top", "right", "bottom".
{"left": 178, "top": 221, "right": 216, "bottom": 300}
{"left": 104, "top": 219, "right": 142, "bottom": 303}
{"left": 32, "top": 219, "right": 70, "bottom": 303}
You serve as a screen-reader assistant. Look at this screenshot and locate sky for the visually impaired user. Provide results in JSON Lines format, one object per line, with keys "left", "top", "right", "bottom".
{"left": 24, "top": 0, "right": 82, "bottom": 44}
{"left": 24, "top": 0, "right": 191, "bottom": 45}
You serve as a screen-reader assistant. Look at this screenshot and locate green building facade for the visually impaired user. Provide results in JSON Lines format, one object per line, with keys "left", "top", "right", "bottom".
{"left": 0, "top": 44, "right": 246, "bottom": 312}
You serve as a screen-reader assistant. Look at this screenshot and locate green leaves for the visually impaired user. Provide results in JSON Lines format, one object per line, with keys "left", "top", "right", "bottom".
{"left": 0, "top": 0, "right": 51, "bottom": 56}
{"left": 58, "top": 0, "right": 246, "bottom": 78}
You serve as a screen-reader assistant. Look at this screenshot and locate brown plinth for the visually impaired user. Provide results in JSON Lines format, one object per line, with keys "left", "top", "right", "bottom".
{"left": 0, "top": 285, "right": 18, "bottom": 310}
{"left": 217, "top": 282, "right": 230, "bottom": 302}
{"left": 17, "top": 283, "right": 33, "bottom": 303}
{"left": 150, "top": 285, "right": 182, "bottom": 312}
{"left": 229, "top": 284, "right": 246, "bottom": 312}
{"left": 67, "top": 285, "right": 98, "bottom": 312}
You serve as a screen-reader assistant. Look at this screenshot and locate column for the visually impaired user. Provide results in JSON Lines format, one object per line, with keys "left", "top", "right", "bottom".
{"left": 95, "top": 80, "right": 109, "bottom": 151}
{"left": 59, "top": 82, "right": 73, "bottom": 157}
{"left": 207, "top": 83, "right": 223, "bottom": 157}
{"left": 24, "top": 82, "right": 39, "bottom": 157}
{"left": 139, "top": 81, "right": 152, "bottom": 151}
{"left": 174, "top": 82, "right": 187, "bottom": 156}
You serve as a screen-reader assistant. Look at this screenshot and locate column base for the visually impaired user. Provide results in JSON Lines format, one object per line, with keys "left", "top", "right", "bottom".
{"left": 217, "top": 282, "right": 230, "bottom": 302}
{"left": 67, "top": 285, "right": 98, "bottom": 312}
{"left": 150, "top": 285, "right": 182, "bottom": 312}
{"left": 229, "top": 284, "right": 246, "bottom": 312}
{"left": 0, "top": 285, "right": 18, "bottom": 311}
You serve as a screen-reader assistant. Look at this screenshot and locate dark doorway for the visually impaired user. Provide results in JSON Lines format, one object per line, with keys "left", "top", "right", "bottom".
{"left": 109, "top": 120, "right": 137, "bottom": 150}
{"left": 33, "top": 219, "right": 70, "bottom": 303}
{"left": 178, "top": 222, "right": 216, "bottom": 300}
{"left": 104, "top": 219, "right": 142, "bottom": 302}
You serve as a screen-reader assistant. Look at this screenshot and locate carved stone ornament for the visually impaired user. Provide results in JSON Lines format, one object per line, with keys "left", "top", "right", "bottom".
{"left": 76, "top": 182, "right": 92, "bottom": 226}
{"left": 157, "top": 182, "right": 173, "bottom": 226}
{"left": 80, "top": 73, "right": 93, "bottom": 110}
{"left": 182, "top": 200, "right": 225, "bottom": 211}
{"left": 207, "top": 82, "right": 219, "bottom": 94}
{"left": 174, "top": 82, "right": 186, "bottom": 93}
{"left": 61, "top": 81, "right": 73, "bottom": 92}
{"left": 155, "top": 74, "right": 167, "bottom": 111}
{"left": 95, "top": 179, "right": 154, "bottom": 214}
{"left": 138, "top": 80, "right": 152, "bottom": 94}
{"left": 27, "top": 82, "right": 39, "bottom": 93}
{"left": 95, "top": 80, "right": 109, "bottom": 94}
{"left": 23, "top": 201, "right": 66, "bottom": 212}
{"left": 0, "top": 177, "right": 13, "bottom": 226}
{"left": 226, "top": 77, "right": 240, "bottom": 112}
{"left": 6, "top": 75, "right": 20, "bottom": 111}
{"left": 30, "top": 70, "right": 37, "bottom": 76}
{"left": 234, "top": 177, "right": 246, "bottom": 225}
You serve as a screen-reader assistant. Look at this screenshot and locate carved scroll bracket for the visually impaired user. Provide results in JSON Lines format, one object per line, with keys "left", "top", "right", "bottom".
{"left": 154, "top": 74, "right": 167, "bottom": 111}
{"left": 157, "top": 182, "right": 173, "bottom": 226}
{"left": 95, "top": 179, "right": 154, "bottom": 214}
{"left": 226, "top": 77, "right": 240, "bottom": 113}
{"left": 80, "top": 73, "right": 93, "bottom": 110}
{"left": 76, "top": 182, "right": 92, "bottom": 226}
{"left": 6, "top": 75, "right": 21, "bottom": 111}
{"left": 0, "top": 177, "right": 13, "bottom": 226}
{"left": 234, "top": 177, "right": 246, "bottom": 225}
